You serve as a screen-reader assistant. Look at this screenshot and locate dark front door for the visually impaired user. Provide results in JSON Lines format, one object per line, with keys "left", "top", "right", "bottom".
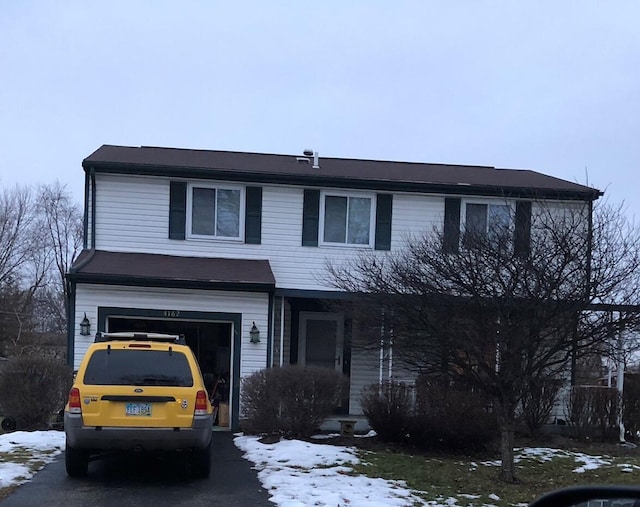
{"left": 297, "top": 312, "right": 344, "bottom": 372}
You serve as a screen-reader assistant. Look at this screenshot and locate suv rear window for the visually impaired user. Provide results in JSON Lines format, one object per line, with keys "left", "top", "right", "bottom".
{"left": 83, "top": 350, "right": 194, "bottom": 387}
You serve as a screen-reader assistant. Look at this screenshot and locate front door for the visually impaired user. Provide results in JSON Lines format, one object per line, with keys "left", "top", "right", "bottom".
{"left": 298, "top": 312, "right": 344, "bottom": 372}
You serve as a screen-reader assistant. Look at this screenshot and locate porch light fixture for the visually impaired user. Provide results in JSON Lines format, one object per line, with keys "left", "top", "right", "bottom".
{"left": 79, "top": 313, "right": 91, "bottom": 336}
{"left": 249, "top": 322, "right": 260, "bottom": 343}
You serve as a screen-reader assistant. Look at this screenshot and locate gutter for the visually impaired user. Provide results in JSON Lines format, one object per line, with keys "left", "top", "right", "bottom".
{"left": 65, "top": 271, "right": 276, "bottom": 293}
{"left": 83, "top": 162, "right": 602, "bottom": 202}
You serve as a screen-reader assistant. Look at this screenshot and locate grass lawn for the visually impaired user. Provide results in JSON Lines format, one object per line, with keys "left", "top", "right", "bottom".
{"left": 348, "top": 438, "right": 640, "bottom": 506}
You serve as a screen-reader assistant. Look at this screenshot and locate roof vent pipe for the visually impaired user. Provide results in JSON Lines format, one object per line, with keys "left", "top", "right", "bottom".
{"left": 303, "top": 149, "right": 320, "bottom": 169}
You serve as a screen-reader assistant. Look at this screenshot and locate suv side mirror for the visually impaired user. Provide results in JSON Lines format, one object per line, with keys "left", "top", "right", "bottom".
{"left": 530, "top": 486, "right": 640, "bottom": 507}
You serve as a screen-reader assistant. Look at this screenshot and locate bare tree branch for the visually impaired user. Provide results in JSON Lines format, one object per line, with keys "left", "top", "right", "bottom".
{"left": 325, "top": 199, "right": 640, "bottom": 482}
{"left": 0, "top": 185, "right": 38, "bottom": 287}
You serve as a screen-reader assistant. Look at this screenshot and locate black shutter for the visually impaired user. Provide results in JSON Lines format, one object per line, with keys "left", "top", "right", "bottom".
{"left": 169, "top": 181, "right": 187, "bottom": 240}
{"left": 375, "top": 194, "right": 393, "bottom": 250}
{"left": 514, "top": 200, "right": 532, "bottom": 257}
{"left": 302, "top": 189, "right": 320, "bottom": 247}
{"left": 245, "top": 186, "right": 262, "bottom": 244}
{"left": 443, "top": 197, "right": 461, "bottom": 253}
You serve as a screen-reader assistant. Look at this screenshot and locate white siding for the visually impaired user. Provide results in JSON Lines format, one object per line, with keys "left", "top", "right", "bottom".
{"left": 531, "top": 200, "right": 589, "bottom": 236}
{"left": 92, "top": 174, "right": 448, "bottom": 291}
{"left": 83, "top": 172, "right": 586, "bottom": 422}
{"left": 391, "top": 194, "right": 444, "bottom": 246}
{"left": 349, "top": 340, "right": 382, "bottom": 415}
{"left": 94, "top": 175, "right": 169, "bottom": 250}
{"left": 73, "top": 284, "right": 269, "bottom": 381}
{"left": 271, "top": 296, "right": 291, "bottom": 367}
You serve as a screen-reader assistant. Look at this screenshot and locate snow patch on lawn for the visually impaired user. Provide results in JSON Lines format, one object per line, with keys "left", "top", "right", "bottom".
{"left": 0, "top": 431, "right": 65, "bottom": 488}
{"left": 235, "top": 434, "right": 427, "bottom": 506}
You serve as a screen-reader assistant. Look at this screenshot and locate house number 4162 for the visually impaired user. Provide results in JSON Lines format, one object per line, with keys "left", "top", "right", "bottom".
{"left": 164, "top": 310, "right": 180, "bottom": 317}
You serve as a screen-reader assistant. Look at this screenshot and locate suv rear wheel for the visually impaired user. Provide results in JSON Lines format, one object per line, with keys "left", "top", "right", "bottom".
{"left": 191, "top": 438, "right": 212, "bottom": 479}
{"left": 65, "top": 443, "right": 89, "bottom": 477}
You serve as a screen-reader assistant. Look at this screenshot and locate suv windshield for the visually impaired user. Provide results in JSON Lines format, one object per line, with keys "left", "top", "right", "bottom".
{"left": 83, "top": 349, "right": 194, "bottom": 387}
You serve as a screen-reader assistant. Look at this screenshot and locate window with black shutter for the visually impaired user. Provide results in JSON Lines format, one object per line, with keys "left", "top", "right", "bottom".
{"left": 169, "top": 181, "right": 187, "bottom": 240}
{"left": 245, "top": 187, "right": 262, "bottom": 244}
{"left": 443, "top": 197, "right": 461, "bottom": 253}
{"left": 375, "top": 194, "right": 393, "bottom": 250}
{"left": 302, "top": 189, "right": 320, "bottom": 247}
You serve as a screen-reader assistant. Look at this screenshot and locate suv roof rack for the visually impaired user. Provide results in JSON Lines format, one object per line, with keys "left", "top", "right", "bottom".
{"left": 94, "top": 332, "right": 186, "bottom": 345}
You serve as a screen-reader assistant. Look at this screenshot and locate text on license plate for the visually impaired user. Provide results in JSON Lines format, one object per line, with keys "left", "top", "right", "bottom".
{"left": 125, "top": 402, "right": 152, "bottom": 416}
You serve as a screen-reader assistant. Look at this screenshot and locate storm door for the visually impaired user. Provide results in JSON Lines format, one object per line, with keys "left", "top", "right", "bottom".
{"left": 297, "top": 312, "right": 344, "bottom": 372}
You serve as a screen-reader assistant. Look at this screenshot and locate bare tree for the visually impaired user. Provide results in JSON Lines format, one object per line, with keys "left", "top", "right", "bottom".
{"left": 326, "top": 200, "right": 640, "bottom": 483}
{"left": 36, "top": 182, "right": 83, "bottom": 331}
{"left": 0, "top": 185, "right": 38, "bottom": 287}
{"left": 0, "top": 182, "right": 83, "bottom": 351}
{"left": 0, "top": 186, "right": 41, "bottom": 353}
{"left": 37, "top": 182, "right": 84, "bottom": 294}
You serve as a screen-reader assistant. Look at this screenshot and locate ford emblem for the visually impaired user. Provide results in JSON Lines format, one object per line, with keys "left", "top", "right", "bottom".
{"left": 134, "top": 388, "right": 143, "bottom": 393}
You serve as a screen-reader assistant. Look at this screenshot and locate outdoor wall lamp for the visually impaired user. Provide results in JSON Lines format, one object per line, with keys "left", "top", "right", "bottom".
{"left": 79, "top": 313, "right": 91, "bottom": 336}
{"left": 249, "top": 322, "right": 260, "bottom": 343}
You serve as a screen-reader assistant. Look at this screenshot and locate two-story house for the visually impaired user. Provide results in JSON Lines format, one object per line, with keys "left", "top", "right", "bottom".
{"left": 66, "top": 145, "right": 602, "bottom": 430}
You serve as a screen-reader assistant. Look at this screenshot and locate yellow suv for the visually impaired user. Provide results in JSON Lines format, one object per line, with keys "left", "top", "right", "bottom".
{"left": 64, "top": 332, "right": 213, "bottom": 478}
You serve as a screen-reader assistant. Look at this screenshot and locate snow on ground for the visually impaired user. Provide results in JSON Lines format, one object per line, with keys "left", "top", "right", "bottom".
{"left": 234, "top": 434, "right": 426, "bottom": 507}
{"left": 481, "top": 447, "right": 613, "bottom": 473}
{"left": 234, "top": 437, "right": 639, "bottom": 507}
{"left": 0, "top": 430, "right": 636, "bottom": 506}
{"left": 0, "top": 431, "right": 65, "bottom": 488}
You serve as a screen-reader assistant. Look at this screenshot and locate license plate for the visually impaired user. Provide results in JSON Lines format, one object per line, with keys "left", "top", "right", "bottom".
{"left": 125, "top": 402, "right": 152, "bottom": 416}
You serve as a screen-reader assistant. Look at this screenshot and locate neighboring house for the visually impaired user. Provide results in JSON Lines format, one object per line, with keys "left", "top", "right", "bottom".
{"left": 66, "top": 145, "right": 601, "bottom": 430}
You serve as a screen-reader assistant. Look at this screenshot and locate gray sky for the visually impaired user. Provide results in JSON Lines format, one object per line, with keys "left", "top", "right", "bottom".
{"left": 1, "top": 1, "right": 638, "bottom": 220}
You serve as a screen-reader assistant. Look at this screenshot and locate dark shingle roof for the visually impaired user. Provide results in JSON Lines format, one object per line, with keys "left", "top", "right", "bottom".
{"left": 67, "top": 250, "right": 275, "bottom": 292}
{"left": 83, "top": 144, "right": 602, "bottom": 200}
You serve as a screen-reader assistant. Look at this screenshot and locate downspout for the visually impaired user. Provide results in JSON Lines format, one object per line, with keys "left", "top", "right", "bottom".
{"left": 617, "top": 312, "right": 626, "bottom": 443}
{"left": 279, "top": 296, "right": 285, "bottom": 367}
{"left": 90, "top": 167, "right": 97, "bottom": 249}
{"left": 573, "top": 198, "right": 595, "bottom": 385}
{"left": 584, "top": 199, "right": 595, "bottom": 299}
{"left": 83, "top": 170, "right": 90, "bottom": 249}
{"left": 388, "top": 325, "right": 393, "bottom": 380}
{"left": 379, "top": 310, "right": 385, "bottom": 384}
{"left": 607, "top": 314, "right": 613, "bottom": 388}
{"left": 65, "top": 278, "right": 76, "bottom": 368}
{"left": 570, "top": 315, "right": 578, "bottom": 386}
{"left": 267, "top": 292, "right": 274, "bottom": 368}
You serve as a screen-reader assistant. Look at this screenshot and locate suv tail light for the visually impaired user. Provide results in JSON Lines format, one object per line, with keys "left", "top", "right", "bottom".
{"left": 68, "top": 387, "right": 82, "bottom": 414}
{"left": 194, "top": 390, "right": 208, "bottom": 416}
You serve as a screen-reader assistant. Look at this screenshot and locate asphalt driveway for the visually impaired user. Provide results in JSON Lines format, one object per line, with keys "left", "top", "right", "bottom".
{"left": 0, "top": 431, "right": 272, "bottom": 507}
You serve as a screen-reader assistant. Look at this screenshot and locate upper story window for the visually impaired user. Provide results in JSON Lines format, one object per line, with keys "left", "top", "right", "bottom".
{"left": 302, "top": 190, "right": 392, "bottom": 250}
{"left": 444, "top": 198, "right": 531, "bottom": 255}
{"left": 320, "top": 192, "right": 375, "bottom": 246}
{"left": 464, "top": 202, "right": 511, "bottom": 241}
{"left": 187, "top": 184, "right": 244, "bottom": 240}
